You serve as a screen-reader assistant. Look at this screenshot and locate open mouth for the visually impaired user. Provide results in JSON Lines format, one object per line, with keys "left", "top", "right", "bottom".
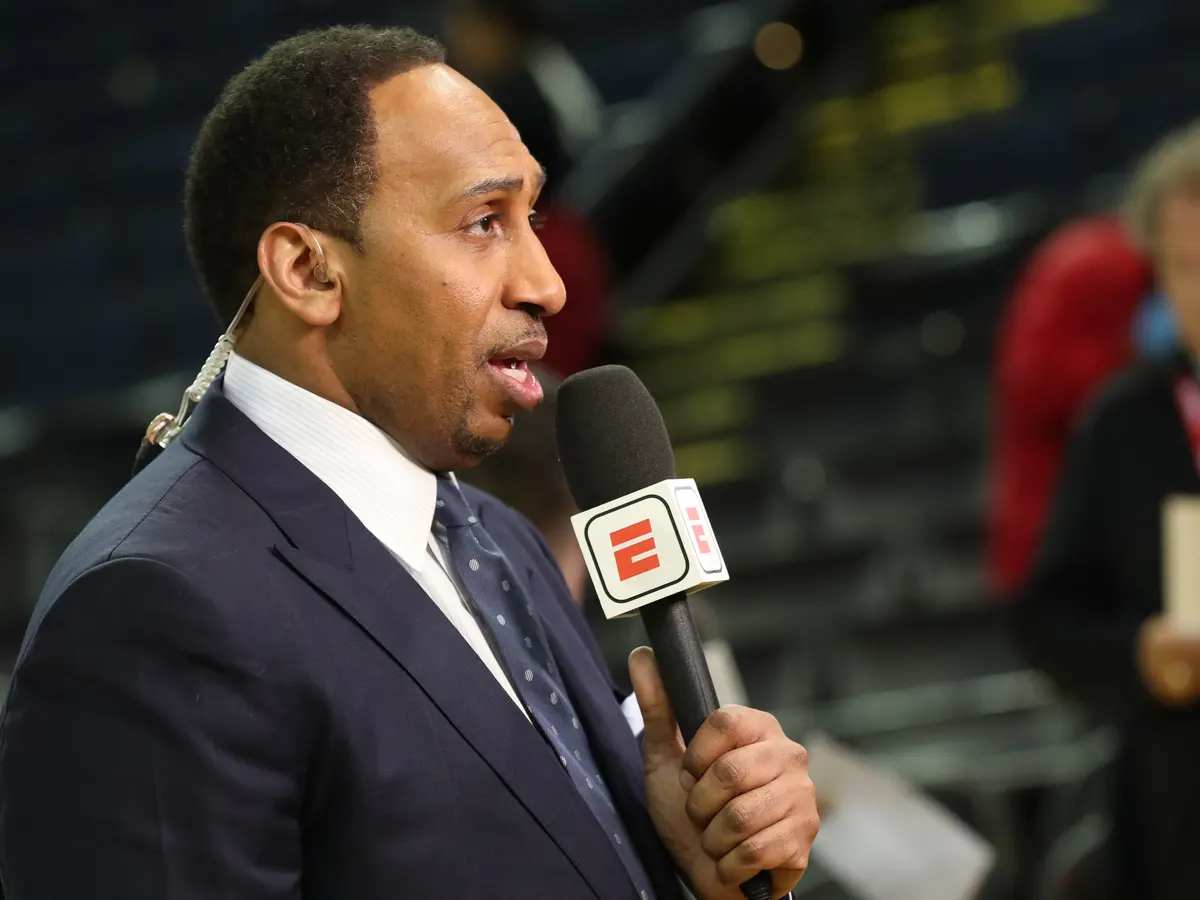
{"left": 487, "top": 356, "right": 544, "bottom": 410}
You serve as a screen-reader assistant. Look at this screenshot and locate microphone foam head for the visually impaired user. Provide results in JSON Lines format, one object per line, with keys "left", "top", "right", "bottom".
{"left": 556, "top": 365, "right": 676, "bottom": 511}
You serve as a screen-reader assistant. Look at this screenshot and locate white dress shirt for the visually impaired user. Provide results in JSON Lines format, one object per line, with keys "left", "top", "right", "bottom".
{"left": 223, "top": 352, "right": 529, "bottom": 719}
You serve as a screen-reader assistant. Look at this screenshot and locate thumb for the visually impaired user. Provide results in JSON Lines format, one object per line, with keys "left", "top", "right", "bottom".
{"left": 629, "top": 646, "right": 685, "bottom": 763}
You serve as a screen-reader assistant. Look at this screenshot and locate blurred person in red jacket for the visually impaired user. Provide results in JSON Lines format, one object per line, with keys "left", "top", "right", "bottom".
{"left": 987, "top": 217, "right": 1153, "bottom": 597}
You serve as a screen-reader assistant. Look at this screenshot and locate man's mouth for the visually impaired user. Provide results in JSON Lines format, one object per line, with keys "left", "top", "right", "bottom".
{"left": 486, "top": 337, "right": 547, "bottom": 410}
{"left": 495, "top": 358, "right": 532, "bottom": 384}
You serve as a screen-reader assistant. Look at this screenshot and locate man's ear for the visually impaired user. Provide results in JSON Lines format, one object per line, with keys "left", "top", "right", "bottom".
{"left": 257, "top": 221, "right": 342, "bottom": 327}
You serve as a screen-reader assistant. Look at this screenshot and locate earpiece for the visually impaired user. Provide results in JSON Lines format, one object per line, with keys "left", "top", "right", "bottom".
{"left": 297, "top": 223, "right": 332, "bottom": 284}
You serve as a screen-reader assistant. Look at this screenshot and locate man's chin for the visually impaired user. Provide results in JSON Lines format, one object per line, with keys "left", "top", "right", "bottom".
{"left": 450, "top": 419, "right": 510, "bottom": 467}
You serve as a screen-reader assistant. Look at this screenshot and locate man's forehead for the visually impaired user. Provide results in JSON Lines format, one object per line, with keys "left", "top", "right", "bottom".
{"left": 370, "top": 65, "right": 530, "bottom": 187}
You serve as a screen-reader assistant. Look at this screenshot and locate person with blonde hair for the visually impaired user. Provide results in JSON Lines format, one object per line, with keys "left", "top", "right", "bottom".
{"left": 1012, "top": 121, "right": 1200, "bottom": 900}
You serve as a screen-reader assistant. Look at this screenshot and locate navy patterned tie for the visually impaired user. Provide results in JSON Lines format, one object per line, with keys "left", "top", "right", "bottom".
{"left": 435, "top": 475, "right": 657, "bottom": 900}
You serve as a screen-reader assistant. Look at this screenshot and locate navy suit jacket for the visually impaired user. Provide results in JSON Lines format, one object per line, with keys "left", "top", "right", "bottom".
{"left": 0, "top": 388, "right": 686, "bottom": 900}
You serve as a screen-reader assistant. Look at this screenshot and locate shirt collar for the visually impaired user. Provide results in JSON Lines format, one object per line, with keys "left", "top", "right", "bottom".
{"left": 223, "top": 352, "right": 437, "bottom": 572}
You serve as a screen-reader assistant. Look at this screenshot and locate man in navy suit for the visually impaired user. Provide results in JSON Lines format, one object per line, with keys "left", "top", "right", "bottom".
{"left": 0, "top": 26, "right": 817, "bottom": 900}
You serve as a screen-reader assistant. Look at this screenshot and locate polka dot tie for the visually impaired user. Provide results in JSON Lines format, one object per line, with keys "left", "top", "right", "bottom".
{"left": 436, "top": 476, "right": 656, "bottom": 900}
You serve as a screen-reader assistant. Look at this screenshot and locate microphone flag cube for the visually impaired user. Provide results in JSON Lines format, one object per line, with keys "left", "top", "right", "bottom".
{"left": 570, "top": 478, "right": 729, "bottom": 619}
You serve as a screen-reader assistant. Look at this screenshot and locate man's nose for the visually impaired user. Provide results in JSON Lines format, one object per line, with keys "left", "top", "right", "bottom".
{"left": 505, "top": 223, "right": 567, "bottom": 318}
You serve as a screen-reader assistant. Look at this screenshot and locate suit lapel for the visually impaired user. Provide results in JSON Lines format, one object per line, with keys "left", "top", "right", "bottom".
{"left": 473, "top": 501, "right": 646, "bottom": 789}
{"left": 484, "top": 511, "right": 686, "bottom": 900}
{"left": 545, "top": 622, "right": 686, "bottom": 900}
{"left": 181, "top": 389, "right": 634, "bottom": 900}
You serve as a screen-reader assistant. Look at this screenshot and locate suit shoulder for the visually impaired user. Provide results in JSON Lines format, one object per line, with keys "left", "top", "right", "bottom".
{"left": 45, "top": 445, "right": 275, "bottom": 596}
{"left": 1095, "top": 361, "right": 1168, "bottom": 408}
{"left": 17, "top": 552, "right": 227, "bottom": 689}
{"left": 1076, "top": 361, "right": 1172, "bottom": 439}
{"left": 21, "top": 456, "right": 295, "bottom": 682}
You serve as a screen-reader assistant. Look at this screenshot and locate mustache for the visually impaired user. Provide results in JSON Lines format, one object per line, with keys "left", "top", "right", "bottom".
{"left": 481, "top": 322, "right": 549, "bottom": 362}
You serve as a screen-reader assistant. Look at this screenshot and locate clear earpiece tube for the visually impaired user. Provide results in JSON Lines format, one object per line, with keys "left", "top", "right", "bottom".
{"left": 134, "top": 225, "right": 326, "bottom": 475}
{"left": 143, "top": 275, "right": 262, "bottom": 451}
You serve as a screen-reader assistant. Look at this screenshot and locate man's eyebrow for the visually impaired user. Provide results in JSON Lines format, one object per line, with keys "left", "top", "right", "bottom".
{"left": 455, "top": 167, "right": 549, "bottom": 203}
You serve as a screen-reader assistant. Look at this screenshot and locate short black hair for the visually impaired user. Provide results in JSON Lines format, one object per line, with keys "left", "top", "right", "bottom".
{"left": 185, "top": 26, "right": 445, "bottom": 326}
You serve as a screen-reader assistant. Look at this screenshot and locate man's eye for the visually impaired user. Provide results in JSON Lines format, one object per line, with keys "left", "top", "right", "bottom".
{"left": 530, "top": 211, "right": 548, "bottom": 231}
{"left": 468, "top": 214, "right": 499, "bottom": 236}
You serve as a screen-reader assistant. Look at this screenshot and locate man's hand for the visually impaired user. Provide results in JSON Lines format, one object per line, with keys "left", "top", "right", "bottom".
{"left": 1139, "top": 615, "right": 1200, "bottom": 707}
{"left": 630, "top": 647, "right": 818, "bottom": 900}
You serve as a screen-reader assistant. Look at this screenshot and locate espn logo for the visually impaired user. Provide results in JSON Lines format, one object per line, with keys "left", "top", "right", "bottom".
{"left": 572, "top": 478, "right": 729, "bottom": 618}
{"left": 610, "top": 519, "right": 660, "bottom": 581}
{"left": 581, "top": 495, "right": 688, "bottom": 606}
{"left": 675, "top": 485, "right": 723, "bottom": 575}
{"left": 685, "top": 507, "right": 710, "bottom": 554}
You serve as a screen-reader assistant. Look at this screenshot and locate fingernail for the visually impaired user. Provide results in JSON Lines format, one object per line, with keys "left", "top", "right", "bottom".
{"left": 679, "top": 770, "right": 696, "bottom": 791}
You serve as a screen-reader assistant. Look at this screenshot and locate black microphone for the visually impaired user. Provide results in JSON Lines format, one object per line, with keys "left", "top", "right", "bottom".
{"left": 556, "top": 365, "right": 774, "bottom": 900}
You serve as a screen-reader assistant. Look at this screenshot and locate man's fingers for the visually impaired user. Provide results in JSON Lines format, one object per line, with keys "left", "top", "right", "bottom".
{"left": 700, "top": 778, "right": 805, "bottom": 859}
{"left": 684, "top": 742, "right": 786, "bottom": 830}
{"left": 715, "top": 817, "right": 813, "bottom": 890}
{"left": 628, "top": 647, "right": 685, "bottom": 762}
{"left": 681, "top": 706, "right": 784, "bottom": 786}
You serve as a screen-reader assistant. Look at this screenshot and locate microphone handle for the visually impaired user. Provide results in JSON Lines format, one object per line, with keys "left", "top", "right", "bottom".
{"left": 639, "top": 597, "right": 775, "bottom": 900}
{"left": 640, "top": 596, "right": 717, "bottom": 739}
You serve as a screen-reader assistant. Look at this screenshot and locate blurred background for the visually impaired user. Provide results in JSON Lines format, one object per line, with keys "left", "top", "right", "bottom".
{"left": 4, "top": 0, "right": 1197, "bottom": 896}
